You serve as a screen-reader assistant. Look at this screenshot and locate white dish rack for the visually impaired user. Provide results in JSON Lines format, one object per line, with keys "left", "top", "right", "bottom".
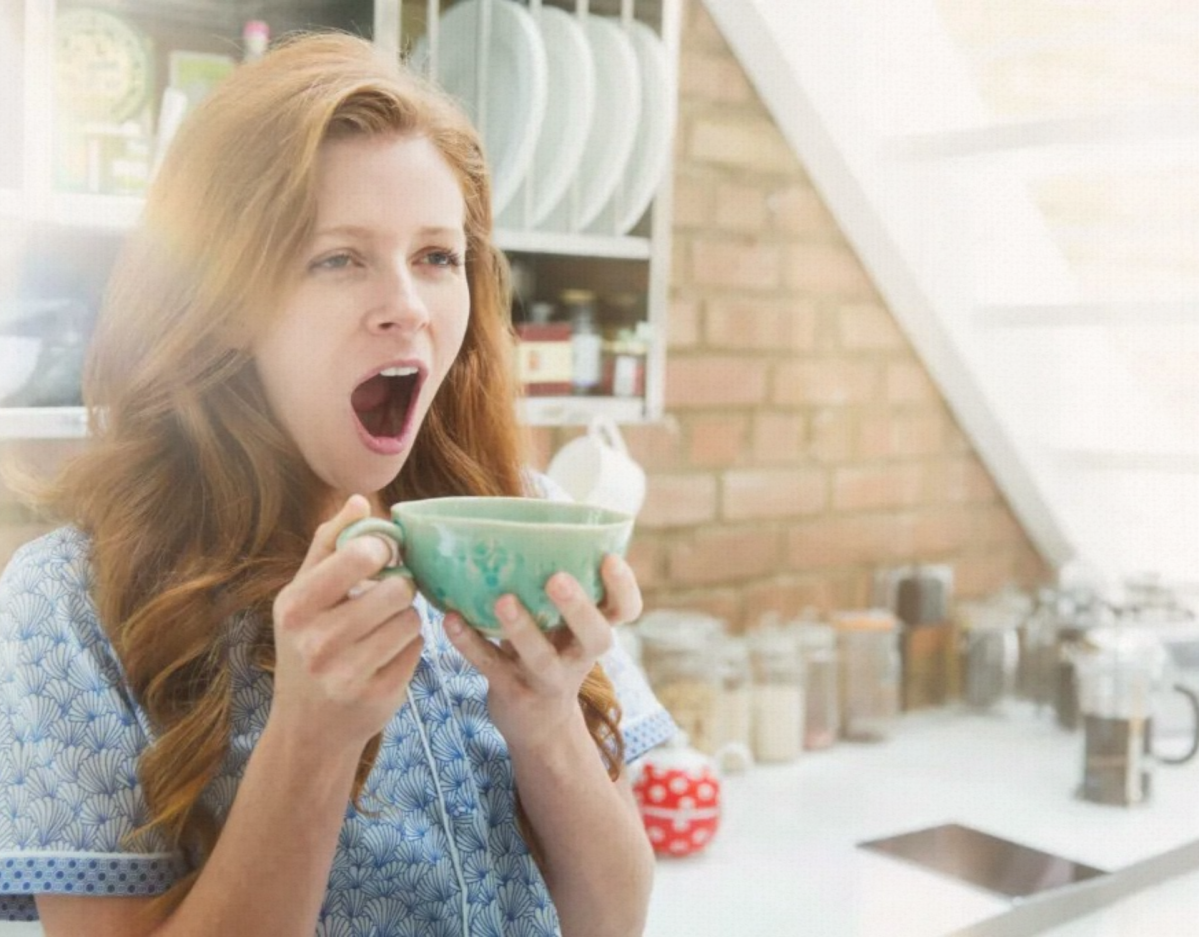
{"left": 0, "top": 0, "right": 681, "bottom": 437}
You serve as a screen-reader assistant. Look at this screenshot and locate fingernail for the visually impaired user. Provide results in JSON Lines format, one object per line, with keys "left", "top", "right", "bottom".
{"left": 497, "top": 595, "right": 520, "bottom": 623}
{"left": 445, "top": 613, "right": 463, "bottom": 636}
{"left": 357, "top": 536, "right": 392, "bottom": 567}
{"left": 548, "top": 574, "right": 575, "bottom": 601}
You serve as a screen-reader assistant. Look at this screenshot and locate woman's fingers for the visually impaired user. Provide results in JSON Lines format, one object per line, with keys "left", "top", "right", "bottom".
{"left": 321, "top": 607, "right": 424, "bottom": 700}
{"left": 544, "top": 574, "right": 614, "bottom": 663}
{"left": 597, "top": 554, "right": 643, "bottom": 625}
{"left": 278, "top": 536, "right": 397, "bottom": 631}
{"left": 444, "top": 612, "right": 509, "bottom": 677}
{"left": 297, "top": 576, "right": 416, "bottom": 674}
{"left": 299, "top": 494, "right": 372, "bottom": 575}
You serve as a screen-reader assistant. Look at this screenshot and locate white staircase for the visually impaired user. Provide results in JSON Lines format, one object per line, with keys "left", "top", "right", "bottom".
{"left": 702, "top": 0, "right": 1199, "bottom": 591}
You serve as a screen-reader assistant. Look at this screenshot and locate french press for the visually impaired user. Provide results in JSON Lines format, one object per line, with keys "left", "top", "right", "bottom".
{"left": 1072, "top": 627, "right": 1199, "bottom": 806}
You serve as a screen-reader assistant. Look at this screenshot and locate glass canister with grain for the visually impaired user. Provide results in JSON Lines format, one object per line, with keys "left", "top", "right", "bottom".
{"left": 636, "top": 610, "right": 726, "bottom": 755}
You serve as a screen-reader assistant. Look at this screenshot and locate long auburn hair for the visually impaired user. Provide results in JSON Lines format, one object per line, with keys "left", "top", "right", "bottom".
{"left": 32, "top": 32, "right": 623, "bottom": 915}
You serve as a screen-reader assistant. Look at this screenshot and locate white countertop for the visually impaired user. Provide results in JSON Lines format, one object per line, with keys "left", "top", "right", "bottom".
{"left": 644, "top": 701, "right": 1199, "bottom": 937}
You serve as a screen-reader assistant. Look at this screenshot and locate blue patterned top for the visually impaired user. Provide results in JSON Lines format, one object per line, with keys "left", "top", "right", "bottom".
{"left": 0, "top": 525, "right": 676, "bottom": 935}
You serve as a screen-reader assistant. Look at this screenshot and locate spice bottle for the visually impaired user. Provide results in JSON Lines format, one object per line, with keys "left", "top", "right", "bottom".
{"left": 561, "top": 289, "right": 601, "bottom": 396}
{"left": 833, "top": 609, "right": 901, "bottom": 742}
{"left": 710, "top": 635, "right": 753, "bottom": 771}
{"left": 748, "top": 623, "right": 804, "bottom": 763}
{"left": 797, "top": 621, "right": 840, "bottom": 750}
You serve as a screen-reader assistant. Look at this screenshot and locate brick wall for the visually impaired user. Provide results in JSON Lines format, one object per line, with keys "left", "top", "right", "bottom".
{"left": 535, "top": 0, "right": 1050, "bottom": 629}
{"left": 0, "top": 0, "right": 1051, "bottom": 629}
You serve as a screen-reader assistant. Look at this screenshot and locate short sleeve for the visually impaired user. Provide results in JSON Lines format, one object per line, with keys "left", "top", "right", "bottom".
{"left": 600, "top": 639, "right": 678, "bottom": 763}
{"left": 0, "top": 529, "right": 188, "bottom": 922}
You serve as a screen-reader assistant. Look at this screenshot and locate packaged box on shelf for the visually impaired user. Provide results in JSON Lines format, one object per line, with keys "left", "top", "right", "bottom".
{"left": 515, "top": 322, "right": 572, "bottom": 395}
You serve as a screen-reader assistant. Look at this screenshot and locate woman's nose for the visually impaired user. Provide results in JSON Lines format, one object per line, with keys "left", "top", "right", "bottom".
{"left": 364, "top": 265, "right": 430, "bottom": 334}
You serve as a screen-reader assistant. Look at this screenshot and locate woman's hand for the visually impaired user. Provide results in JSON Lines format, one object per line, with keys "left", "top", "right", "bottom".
{"left": 444, "top": 554, "right": 643, "bottom": 754}
{"left": 269, "top": 495, "right": 424, "bottom": 755}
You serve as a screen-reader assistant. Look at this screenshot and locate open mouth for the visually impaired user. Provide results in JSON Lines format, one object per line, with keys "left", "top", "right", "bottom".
{"left": 351, "top": 365, "right": 421, "bottom": 442}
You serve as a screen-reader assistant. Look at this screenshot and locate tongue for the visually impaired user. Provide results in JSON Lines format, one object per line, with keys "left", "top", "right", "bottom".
{"left": 351, "top": 374, "right": 390, "bottom": 412}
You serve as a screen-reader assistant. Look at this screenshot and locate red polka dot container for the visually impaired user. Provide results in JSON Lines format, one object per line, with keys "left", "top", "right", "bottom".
{"left": 632, "top": 734, "right": 721, "bottom": 857}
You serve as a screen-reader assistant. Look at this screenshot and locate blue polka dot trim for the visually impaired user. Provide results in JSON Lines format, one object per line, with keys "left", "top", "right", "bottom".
{"left": 623, "top": 708, "right": 679, "bottom": 763}
{"left": 0, "top": 853, "right": 186, "bottom": 921}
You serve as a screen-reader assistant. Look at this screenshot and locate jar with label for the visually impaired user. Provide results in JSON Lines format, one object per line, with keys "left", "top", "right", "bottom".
{"left": 561, "top": 289, "right": 601, "bottom": 396}
{"left": 603, "top": 323, "right": 650, "bottom": 398}
{"left": 797, "top": 621, "right": 840, "bottom": 750}
{"left": 710, "top": 635, "right": 753, "bottom": 771}
{"left": 748, "top": 623, "right": 804, "bottom": 763}
{"left": 833, "top": 609, "right": 900, "bottom": 742}
{"left": 637, "top": 610, "right": 725, "bottom": 755}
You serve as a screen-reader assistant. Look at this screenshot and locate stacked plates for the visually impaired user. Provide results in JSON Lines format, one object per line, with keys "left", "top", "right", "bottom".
{"left": 419, "top": 0, "right": 675, "bottom": 236}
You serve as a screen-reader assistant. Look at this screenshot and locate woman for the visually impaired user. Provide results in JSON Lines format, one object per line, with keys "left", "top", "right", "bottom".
{"left": 0, "top": 32, "right": 674, "bottom": 937}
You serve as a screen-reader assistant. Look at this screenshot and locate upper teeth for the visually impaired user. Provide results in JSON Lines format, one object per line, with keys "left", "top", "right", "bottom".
{"left": 379, "top": 366, "right": 418, "bottom": 377}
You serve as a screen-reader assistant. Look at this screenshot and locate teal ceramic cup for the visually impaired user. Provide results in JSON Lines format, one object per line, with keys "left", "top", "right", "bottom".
{"left": 335, "top": 496, "right": 635, "bottom": 637}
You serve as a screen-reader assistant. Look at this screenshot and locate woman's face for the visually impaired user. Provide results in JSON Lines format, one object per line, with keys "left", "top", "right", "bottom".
{"left": 253, "top": 133, "right": 471, "bottom": 510}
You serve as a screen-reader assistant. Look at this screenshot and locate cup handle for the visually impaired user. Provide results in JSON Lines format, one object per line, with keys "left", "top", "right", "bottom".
{"left": 335, "top": 518, "right": 412, "bottom": 580}
{"left": 589, "top": 414, "right": 629, "bottom": 456}
{"left": 1159, "top": 682, "right": 1199, "bottom": 765}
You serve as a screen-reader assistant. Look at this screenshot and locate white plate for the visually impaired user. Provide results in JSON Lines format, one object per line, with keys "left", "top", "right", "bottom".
{"left": 419, "top": 0, "right": 547, "bottom": 218}
{"left": 496, "top": 6, "right": 595, "bottom": 230}
{"left": 542, "top": 14, "right": 641, "bottom": 233}
{"left": 588, "top": 20, "right": 676, "bottom": 236}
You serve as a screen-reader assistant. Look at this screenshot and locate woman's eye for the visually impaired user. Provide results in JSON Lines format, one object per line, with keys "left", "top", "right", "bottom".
{"left": 424, "top": 249, "right": 463, "bottom": 269}
{"left": 312, "top": 252, "right": 355, "bottom": 271}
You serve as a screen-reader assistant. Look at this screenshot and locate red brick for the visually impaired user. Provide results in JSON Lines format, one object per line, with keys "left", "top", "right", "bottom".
{"left": 767, "top": 185, "right": 836, "bottom": 237}
{"left": 857, "top": 411, "right": 945, "bottom": 458}
{"left": 722, "top": 468, "right": 826, "bottom": 520}
{"left": 705, "top": 297, "right": 818, "bottom": 352}
{"left": 679, "top": 49, "right": 754, "bottom": 105}
{"left": 832, "top": 463, "right": 927, "bottom": 511}
{"left": 668, "top": 527, "right": 783, "bottom": 585}
{"left": 783, "top": 243, "right": 877, "bottom": 299}
{"left": 637, "top": 474, "right": 718, "bottom": 529}
{"left": 808, "top": 408, "right": 855, "bottom": 463}
{"left": 671, "top": 172, "right": 715, "bottom": 230}
{"left": 931, "top": 455, "right": 1000, "bottom": 504}
{"left": 688, "top": 415, "right": 748, "bottom": 468}
{"left": 838, "top": 302, "right": 907, "bottom": 351}
{"left": 665, "top": 355, "right": 770, "bottom": 409}
{"left": 908, "top": 508, "right": 975, "bottom": 556}
{"left": 622, "top": 420, "right": 686, "bottom": 473}
{"left": 741, "top": 576, "right": 841, "bottom": 623}
{"left": 885, "top": 360, "right": 939, "bottom": 405}
{"left": 690, "top": 238, "right": 782, "bottom": 292}
{"left": 751, "top": 412, "right": 806, "bottom": 464}
{"left": 714, "top": 181, "right": 769, "bottom": 232}
{"left": 774, "top": 359, "right": 878, "bottom": 407}
{"left": 625, "top": 536, "right": 667, "bottom": 591}
{"left": 669, "top": 297, "right": 701, "bottom": 349}
{"left": 786, "top": 514, "right": 918, "bottom": 570}
{"left": 688, "top": 117, "right": 798, "bottom": 174}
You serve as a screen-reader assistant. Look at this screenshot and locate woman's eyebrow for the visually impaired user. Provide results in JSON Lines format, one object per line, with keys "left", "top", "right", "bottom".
{"left": 311, "top": 224, "right": 465, "bottom": 242}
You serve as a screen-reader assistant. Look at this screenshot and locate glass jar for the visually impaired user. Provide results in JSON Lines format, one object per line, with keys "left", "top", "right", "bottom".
{"left": 833, "top": 609, "right": 901, "bottom": 742}
{"left": 561, "top": 288, "right": 601, "bottom": 396}
{"left": 637, "top": 610, "right": 725, "bottom": 755}
{"left": 798, "top": 622, "right": 840, "bottom": 750}
{"left": 748, "top": 624, "right": 804, "bottom": 763}
{"left": 711, "top": 635, "right": 753, "bottom": 771}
